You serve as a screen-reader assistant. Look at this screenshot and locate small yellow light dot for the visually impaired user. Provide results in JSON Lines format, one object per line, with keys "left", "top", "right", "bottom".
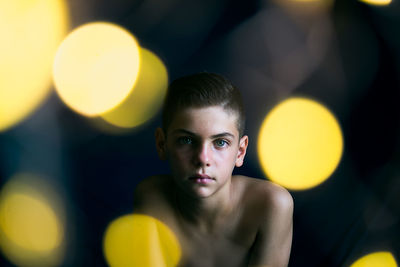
{"left": 359, "top": 0, "right": 392, "bottom": 6}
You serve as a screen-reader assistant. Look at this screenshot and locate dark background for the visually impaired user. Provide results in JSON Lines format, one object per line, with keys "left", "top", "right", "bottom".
{"left": 1, "top": 0, "right": 399, "bottom": 266}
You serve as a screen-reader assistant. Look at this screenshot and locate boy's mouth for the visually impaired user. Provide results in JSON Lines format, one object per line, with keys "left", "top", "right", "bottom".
{"left": 189, "top": 174, "right": 214, "bottom": 184}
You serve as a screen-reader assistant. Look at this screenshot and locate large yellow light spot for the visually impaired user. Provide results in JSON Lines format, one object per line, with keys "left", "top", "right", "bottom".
{"left": 0, "top": 174, "right": 65, "bottom": 266}
{"left": 53, "top": 22, "right": 141, "bottom": 116}
{"left": 101, "top": 48, "right": 168, "bottom": 129}
{"left": 350, "top": 251, "right": 398, "bottom": 267}
{"left": 257, "top": 98, "right": 343, "bottom": 190}
{"left": 0, "top": 0, "right": 69, "bottom": 131}
{"left": 103, "top": 214, "right": 181, "bottom": 267}
{"left": 359, "top": 0, "right": 392, "bottom": 6}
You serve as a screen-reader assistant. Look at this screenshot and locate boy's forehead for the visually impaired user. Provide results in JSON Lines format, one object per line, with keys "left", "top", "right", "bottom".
{"left": 167, "top": 106, "right": 240, "bottom": 136}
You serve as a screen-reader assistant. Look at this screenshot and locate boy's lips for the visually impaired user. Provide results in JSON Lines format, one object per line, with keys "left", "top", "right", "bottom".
{"left": 189, "top": 174, "right": 215, "bottom": 184}
{"left": 189, "top": 174, "right": 214, "bottom": 179}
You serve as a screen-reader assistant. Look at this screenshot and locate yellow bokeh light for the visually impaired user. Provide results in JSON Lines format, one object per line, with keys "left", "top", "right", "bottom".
{"left": 257, "top": 97, "right": 343, "bottom": 190}
{"left": 0, "top": 173, "right": 65, "bottom": 267}
{"left": 103, "top": 214, "right": 181, "bottom": 267}
{"left": 0, "top": 0, "right": 69, "bottom": 132}
{"left": 53, "top": 22, "right": 141, "bottom": 116}
{"left": 101, "top": 48, "right": 168, "bottom": 129}
{"left": 359, "top": 0, "right": 392, "bottom": 6}
{"left": 350, "top": 251, "right": 398, "bottom": 267}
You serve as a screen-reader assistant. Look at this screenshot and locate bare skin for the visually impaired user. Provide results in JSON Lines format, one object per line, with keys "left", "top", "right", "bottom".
{"left": 133, "top": 106, "right": 293, "bottom": 267}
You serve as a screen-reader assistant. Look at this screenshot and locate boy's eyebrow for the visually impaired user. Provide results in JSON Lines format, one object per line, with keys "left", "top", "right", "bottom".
{"left": 210, "top": 132, "right": 235, "bottom": 139}
{"left": 172, "top": 129, "right": 235, "bottom": 139}
{"left": 172, "top": 129, "right": 196, "bottom": 136}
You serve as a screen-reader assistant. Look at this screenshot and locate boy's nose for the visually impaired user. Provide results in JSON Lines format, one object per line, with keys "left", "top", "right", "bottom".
{"left": 194, "top": 143, "right": 211, "bottom": 167}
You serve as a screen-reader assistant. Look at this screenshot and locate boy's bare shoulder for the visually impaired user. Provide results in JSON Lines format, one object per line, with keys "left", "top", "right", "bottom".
{"left": 134, "top": 175, "right": 165, "bottom": 193}
{"left": 234, "top": 176, "right": 293, "bottom": 266}
{"left": 234, "top": 175, "right": 294, "bottom": 216}
{"left": 133, "top": 175, "right": 172, "bottom": 212}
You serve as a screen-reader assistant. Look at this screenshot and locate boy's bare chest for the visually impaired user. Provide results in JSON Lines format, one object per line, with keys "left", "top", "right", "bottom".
{"left": 163, "top": 210, "right": 258, "bottom": 267}
{"left": 144, "top": 176, "right": 263, "bottom": 266}
{"left": 177, "top": 231, "right": 251, "bottom": 267}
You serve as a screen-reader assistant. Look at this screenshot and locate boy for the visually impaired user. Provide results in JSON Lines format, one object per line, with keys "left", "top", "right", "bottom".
{"left": 133, "top": 72, "right": 293, "bottom": 267}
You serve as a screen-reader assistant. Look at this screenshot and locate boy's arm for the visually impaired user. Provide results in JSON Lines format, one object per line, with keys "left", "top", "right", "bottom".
{"left": 132, "top": 175, "right": 170, "bottom": 216}
{"left": 132, "top": 179, "right": 148, "bottom": 213}
{"left": 248, "top": 184, "right": 294, "bottom": 267}
{"left": 132, "top": 176, "right": 159, "bottom": 213}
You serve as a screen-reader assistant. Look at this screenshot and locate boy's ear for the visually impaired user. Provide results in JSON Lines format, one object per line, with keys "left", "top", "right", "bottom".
{"left": 155, "top": 127, "right": 167, "bottom": 160}
{"left": 235, "top": 135, "right": 248, "bottom": 167}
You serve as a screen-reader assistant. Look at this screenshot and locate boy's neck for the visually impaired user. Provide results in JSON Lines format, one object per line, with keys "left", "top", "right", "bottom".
{"left": 173, "top": 179, "right": 235, "bottom": 234}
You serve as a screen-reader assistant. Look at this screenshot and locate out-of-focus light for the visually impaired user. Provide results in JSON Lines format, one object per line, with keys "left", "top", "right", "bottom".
{"left": 103, "top": 214, "right": 181, "bottom": 267}
{"left": 350, "top": 251, "right": 398, "bottom": 267}
{"left": 0, "top": 173, "right": 65, "bottom": 266}
{"left": 53, "top": 22, "right": 141, "bottom": 116}
{"left": 257, "top": 97, "right": 343, "bottom": 190}
{"left": 359, "top": 0, "right": 392, "bottom": 6}
{"left": 0, "top": 0, "right": 69, "bottom": 132}
{"left": 101, "top": 48, "right": 168, "bottom": 129}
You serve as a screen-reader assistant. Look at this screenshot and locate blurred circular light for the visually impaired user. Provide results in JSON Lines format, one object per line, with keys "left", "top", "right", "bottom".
{"left": 53, "top": 22, "right": 141, "bottom": 116}
{"left": 350, "top": 251, "right": 397, "bottom": 267}
{"left": 101, "top": 48, "right": 168, "bottom": 129}
{"left": 103, "top": 214, "right": 181, "bottom": 267}
{"left": 359, "top": 0, "right": 392, "bottom": 6}
{"left": 0, "top": 173, "right": 65, "bottom": 267}
{"left": 257, "top": 97, "right": 343, "bottom": 190}
{"left": 0, "top": 0, "right": 69, "bottom": 131}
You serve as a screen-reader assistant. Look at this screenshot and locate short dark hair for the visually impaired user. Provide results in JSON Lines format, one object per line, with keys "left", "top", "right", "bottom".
{"left": 162, "top": 72, "right": 245, "bottom": 137}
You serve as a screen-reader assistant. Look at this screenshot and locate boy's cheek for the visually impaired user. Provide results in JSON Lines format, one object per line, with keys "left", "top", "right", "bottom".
{"left": 170, "top": 147, "right": 192, "bottom": 159}
{"left": 167, "top": 152, "right": 190, "bottom": 168}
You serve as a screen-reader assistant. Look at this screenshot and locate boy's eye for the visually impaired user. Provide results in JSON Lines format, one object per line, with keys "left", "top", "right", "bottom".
{"left": 214, "top": 139, "right": 228, "bottom": 148}
{"left": 177, "top": 136, "right": 193, "bottom": 145}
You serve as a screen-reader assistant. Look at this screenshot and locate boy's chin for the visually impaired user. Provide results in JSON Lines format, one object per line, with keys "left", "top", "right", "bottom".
{"left": 180, "top": 185, "right": 216, "bottom": 199}
{"left": 193, "top": 187, "right": 215, "bottom": 198}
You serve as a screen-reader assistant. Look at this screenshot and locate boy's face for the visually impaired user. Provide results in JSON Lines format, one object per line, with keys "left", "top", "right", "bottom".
{"left": 156, "top": 106, "right": 248, "bottom": 199}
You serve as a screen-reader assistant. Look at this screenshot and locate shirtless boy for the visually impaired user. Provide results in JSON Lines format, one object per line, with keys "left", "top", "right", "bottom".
{"left": 133, "top": 72, "right": 293, "bottom": 267}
